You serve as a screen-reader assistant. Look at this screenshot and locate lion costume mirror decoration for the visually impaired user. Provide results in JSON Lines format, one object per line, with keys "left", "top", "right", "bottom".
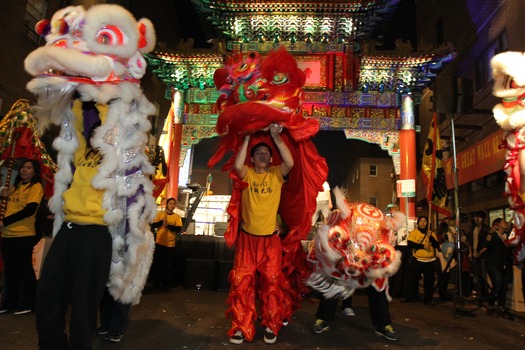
{"left": 24, "top": 4, "right": 157, "bottom": 304}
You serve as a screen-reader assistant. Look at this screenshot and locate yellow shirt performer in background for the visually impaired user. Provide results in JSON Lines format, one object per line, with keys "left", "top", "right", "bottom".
{"left": 405, "top": 216, "right": 441, "bottom": 305}
{"left": 228, "top": 123, "right": 294, "bottom": 345}
{"left": 0, "top": 159, "right": 44, "bottom": 315}
{"left": 150, "top": 198, "right": 182, "bottom": 290}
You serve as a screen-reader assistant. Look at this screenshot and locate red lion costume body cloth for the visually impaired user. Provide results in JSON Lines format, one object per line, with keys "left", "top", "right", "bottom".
{"left": 208, "top": 47, "right": 328, "bottom": 341}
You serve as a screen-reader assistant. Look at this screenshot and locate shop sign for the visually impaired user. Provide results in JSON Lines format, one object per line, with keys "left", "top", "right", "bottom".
{"left": 445, "top": 130, "right": 505, "bottom": 188}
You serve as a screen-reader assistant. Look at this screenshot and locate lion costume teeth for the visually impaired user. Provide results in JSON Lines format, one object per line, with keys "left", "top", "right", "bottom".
{"left": 25, "top": 4, "right": 157, "bottom": 304}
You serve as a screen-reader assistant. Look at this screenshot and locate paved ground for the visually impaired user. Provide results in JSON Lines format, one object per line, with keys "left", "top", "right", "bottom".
{"left": 1, "top": 286, "right": 524, "bottom": 350}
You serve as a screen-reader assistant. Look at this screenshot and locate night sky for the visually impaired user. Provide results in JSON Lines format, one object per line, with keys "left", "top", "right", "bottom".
{"left": 381, "top": 0, "right": 417, "bottom": 50}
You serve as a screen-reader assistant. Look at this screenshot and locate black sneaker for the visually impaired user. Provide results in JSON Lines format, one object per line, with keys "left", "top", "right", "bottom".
{"left": 229, "top": 330, "right": 244, "bottom": 345}
{"left": 375, "top": 325, "right": 398, "bottom": 341}
{"left": 500, "top": 309, "right": 515, "bottom": 321}
{"left": 104, "top": 332, "right": 123, "bottom": 343}
{"left": 263, "top": 327, "right": 276, "bottom": 344}
{"left": 312, "top": 319, "right": 329, "bottom": 334}
{"left": 97, "top": 327, "right": 108, "bottom": 336}
{"left": 486, "top": 307, "right": 497, "bottom": 318}
{"left": 0, "top": 307, "right": 10, "bottom": 315}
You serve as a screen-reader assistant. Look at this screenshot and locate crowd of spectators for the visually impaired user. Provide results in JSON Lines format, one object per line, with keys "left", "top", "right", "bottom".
{"left": 398, "top": 210, "right": 519, "bottom": 321}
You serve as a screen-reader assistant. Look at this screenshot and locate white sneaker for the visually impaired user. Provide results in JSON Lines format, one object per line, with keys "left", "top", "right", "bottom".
{"left": 263, "top": 327, "right": 277, "bottom": 344}
{"left": 13, "top": 308, "right": 32, "bottom": 316}
{"left": 229, "top": 330, "right": 244, "bottom": 345}
{"left": 342, "top": 307, "right": 355, "bottom": 317}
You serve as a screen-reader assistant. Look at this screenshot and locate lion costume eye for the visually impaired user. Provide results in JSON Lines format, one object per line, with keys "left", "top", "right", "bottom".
{"left": 272, "top": 72, "right": 288, "bottom": 85}
{"left": 96, "top": 25, "right": 124, "bottom": 45}
{"left": 235, "top": 63, "right": 249, "bottom": 75}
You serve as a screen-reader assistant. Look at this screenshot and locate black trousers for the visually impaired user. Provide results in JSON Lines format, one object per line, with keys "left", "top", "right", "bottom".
{"left": 315, "top": 287, "right": 391, "bottom": 329}
{"left": 36, "top": 223, "right": 112, "bottom": 350}
{"left": 315, "top": 294, "right": 353, "bottom": 321}
{"left": 99, "top": 288, "right": 132, "bottom": 334}
{"left": 151, "top": 244, "right": 175, "bottom": 288}
{"left": 471, "top": 257, "right": 489, "bottom": 298}
{"left": 408, "top": 259, "right": 436, "bottom": 303}
{"left": 486, "top": 263, "right": 513, "bottom": 308}
{"left": 0, "top": 236, "right": 37, "bottom": 310}
{"left": 367, "top": 287, "right": 391, "bottom": 329}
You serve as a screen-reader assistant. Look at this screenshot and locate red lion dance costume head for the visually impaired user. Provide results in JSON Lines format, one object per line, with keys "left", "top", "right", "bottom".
{"left": 208, "top": 47, "right": 328, "bottom": 338}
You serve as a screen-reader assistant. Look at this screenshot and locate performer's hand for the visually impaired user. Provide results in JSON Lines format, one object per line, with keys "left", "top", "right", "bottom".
{"left": 269, "top": 123, "right": 283, "bottom": 137}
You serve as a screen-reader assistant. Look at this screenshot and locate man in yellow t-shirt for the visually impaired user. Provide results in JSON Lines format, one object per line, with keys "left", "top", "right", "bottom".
{"left": 227, "top": 123, "right": 294, "bottom": 345}
{"left": 406, "top": 216, "right": 441, "bottom": 305}
{"left": 150, "top": 198, "right": 182, "bottom": 290}
{"left": 36, "top": 104, "right": 113, "bottom": 349}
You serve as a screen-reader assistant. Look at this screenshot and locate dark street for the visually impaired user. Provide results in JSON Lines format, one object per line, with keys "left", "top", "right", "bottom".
{"left": 1, "top": 286, "right": 524, "bottom": 350}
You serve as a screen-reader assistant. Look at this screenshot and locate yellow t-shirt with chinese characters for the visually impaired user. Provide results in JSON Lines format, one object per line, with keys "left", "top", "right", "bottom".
{"left": 241, "top": 166, "right": 284, "bottom": 236}
{"left": 2, "top": 182, "right": 43, "bottom": 238}
{"left": 62, "top": 102, "right": 107, "bottom": 225}
{"left": 408, "top": 228, "right": 439, "bottom": 262}
{"left": 154, "top": 211, "right": 183, "bottom": 247}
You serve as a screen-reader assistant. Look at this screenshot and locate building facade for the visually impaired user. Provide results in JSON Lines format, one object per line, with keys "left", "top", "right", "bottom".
{"left": 416, "top": 0, "right": 525, "bottom": 227}
{"left": 345, "top": 156, "right": 394, "bottom": 210}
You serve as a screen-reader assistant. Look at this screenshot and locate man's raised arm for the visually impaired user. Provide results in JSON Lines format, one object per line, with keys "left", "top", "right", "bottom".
{"left": 234, "top": 134, "right": 250, "bottom": 179}
{"left": 270, "top": 123, "right": 294, "bottom": 176}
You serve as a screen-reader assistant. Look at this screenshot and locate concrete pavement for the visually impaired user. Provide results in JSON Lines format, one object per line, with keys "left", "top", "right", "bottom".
{"left": 1, "top": 286, "right": 524, "bottom": 349}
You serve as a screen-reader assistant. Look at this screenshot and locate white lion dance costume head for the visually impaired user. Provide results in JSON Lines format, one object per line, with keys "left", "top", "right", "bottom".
{"left": 306, "top": 188, "right": 404, "bottom": 299}
{"left": 24, "top": 4, "right": 157, "bottom": 304}
{"left": 491, "top": 51, "right": 525, "bottom": 263}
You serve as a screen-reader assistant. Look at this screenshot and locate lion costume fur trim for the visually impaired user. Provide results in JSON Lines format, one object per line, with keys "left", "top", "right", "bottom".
{"left": 25, "top": 4, "right": 157, "bottom": 304}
